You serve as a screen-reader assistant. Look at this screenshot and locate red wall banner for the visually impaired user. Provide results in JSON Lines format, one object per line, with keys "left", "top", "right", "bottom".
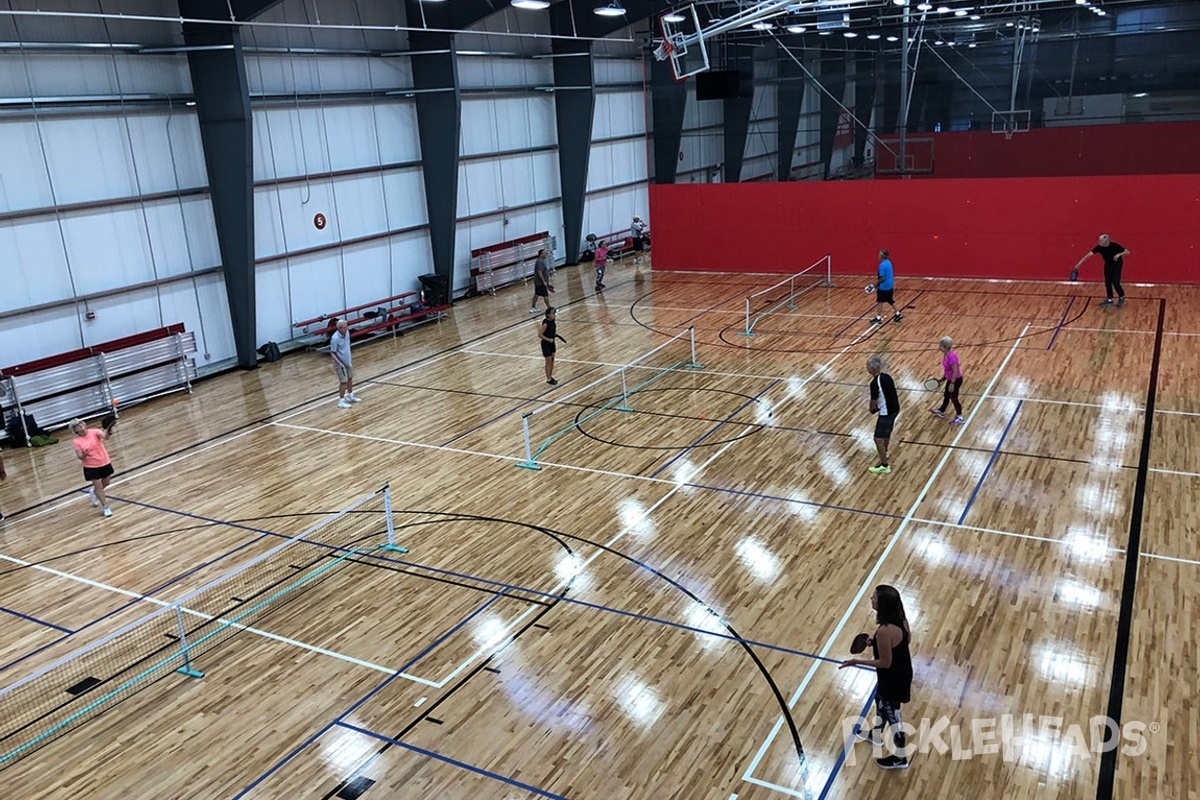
{"left": 648, "top": 174, "right": 1200, "bottom": 283}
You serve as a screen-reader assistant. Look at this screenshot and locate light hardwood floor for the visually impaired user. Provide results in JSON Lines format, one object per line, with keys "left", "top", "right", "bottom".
{"left": 1, "top": 258, "right": 1197, "bottom": 800}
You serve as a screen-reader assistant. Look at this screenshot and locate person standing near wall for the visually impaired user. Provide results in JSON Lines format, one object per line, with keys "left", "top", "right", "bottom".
{"left": 330, "top": 319, "right": 360, "bottom": 409}
{"left": 594, "top": 240, "right": 609, "bottom": 291}
{"left": 872, "top": 249, "right": 902, "bottom": 325}
{"left": 1072, "top": 233, "right": 1130, "bottom": 308}
{"left": 631, "top": 216, "right": 648, "bottom": 265}
{"left": 530, "top": 249, "right": 553, "bottom": 313}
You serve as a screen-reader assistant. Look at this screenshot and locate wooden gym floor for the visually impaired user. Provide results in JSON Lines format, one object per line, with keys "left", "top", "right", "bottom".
{"left": 0, "top": 256, "right": 1197, "bottom": 800}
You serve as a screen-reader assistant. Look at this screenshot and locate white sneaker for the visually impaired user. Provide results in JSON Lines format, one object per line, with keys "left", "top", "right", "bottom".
{"left": 338, "top": 398, "right": 352, "bottom": 409}
{"left": 347, "top": 393, "right": 362, "bottom": 403}
{"left": 530, "top": 307, "right": 539, "bottom": 314}
{"left": 102, "top": 506, "right": 112, "bottom": 518}
{"left": 89, "top": 488, "right": 100, "bottom": 507}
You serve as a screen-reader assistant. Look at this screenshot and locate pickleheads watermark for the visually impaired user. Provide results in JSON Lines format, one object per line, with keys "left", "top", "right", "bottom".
{"left": 841, "top": 714, "right": 1162, "bottom": 766}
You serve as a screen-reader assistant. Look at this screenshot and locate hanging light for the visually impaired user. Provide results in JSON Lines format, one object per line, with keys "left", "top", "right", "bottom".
{"left": 954, "top": 9, "right": 967, "bottom": 16}
{"left": 752, "top": 21, "right": 774, "bottom": 30}
{"left": 512, "top": 0, "right": 550, "bottom": 8}
{"left": 663, "top": 12, "right": 685, "bottom": 23}
{"left": 916, "top": 2, "right": 933, "bottom": 10}
{"left": 893, "top": 0, "right": 907, "bottom": 5}
{"left": 593, "top": 2, "right": 627, "bottom": 16}
{"left": 867, "top": 32, "right": 881, "bottom": 40}
{"left": 886, "top": 34, "right": 899, "bottom": 41}
{"left": 786, "top": 24, "right": 807, "bottom": 33}
{"left": 843, "top": 30, "right": 858, "bottom": 37}
{"left": 970, "top": 13, "right": 980, "bottom": 19}
{"left": 936, "top": 5, "right": 951, "bottom": 12}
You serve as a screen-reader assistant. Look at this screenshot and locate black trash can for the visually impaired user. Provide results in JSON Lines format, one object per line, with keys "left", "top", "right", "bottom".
{"left": 419, "top": 273, "right": 450, "bottom": 306}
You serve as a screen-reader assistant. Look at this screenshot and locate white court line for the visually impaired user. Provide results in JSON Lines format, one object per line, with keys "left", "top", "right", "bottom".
{"left": 906, "top": 517, "right": 1122, "bottom": 549}
{"left": 1141, "top": 552, "right": 1200, "bottom": 567}
{"left": 1148, "top": 467, "right": 1200, "bottom": 479}
{"left": 740, "top": 323, "right": 1029, "bottom": 797}
{"left": 0, "top": 554, "right": 406, "bottom": 678}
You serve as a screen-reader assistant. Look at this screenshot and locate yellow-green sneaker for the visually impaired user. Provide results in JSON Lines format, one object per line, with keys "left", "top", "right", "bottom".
{"left": 868, "top": 464, "right": 892, "bottom": 474}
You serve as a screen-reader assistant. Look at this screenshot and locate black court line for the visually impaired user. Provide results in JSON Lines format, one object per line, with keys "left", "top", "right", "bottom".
{"left": 1096, "top": 296, "right": 1166, "bottom": 800}
{"left": 340, "top": 554, "right": 553, "bottom": 606}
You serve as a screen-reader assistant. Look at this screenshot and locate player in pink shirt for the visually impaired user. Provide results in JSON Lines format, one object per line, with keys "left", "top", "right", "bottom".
{"left": 71, "top": 418, "right": 116, "bottom": 517}
{"left": 594, "top": 241, "right": 609, "bottom": 291}
{"left": 930, "top": 337, "right": 965, "bottom": 425}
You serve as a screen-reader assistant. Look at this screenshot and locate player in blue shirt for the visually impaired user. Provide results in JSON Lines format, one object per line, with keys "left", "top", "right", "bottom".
{"left": 872, "top": 249, "right": 902, "bottom": 325}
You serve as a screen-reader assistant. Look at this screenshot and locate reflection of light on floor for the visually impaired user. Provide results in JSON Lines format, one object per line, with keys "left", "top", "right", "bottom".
{"left": 615, "top": 675, "right": 663, "bottom": 726}
{"left": 1055, "top": 579, "right": 1104, "bottom": 609}
{"left": 472, "top": 615, "right": 511, "bottom": 649}
{"left": 756, "top": 399, "right": 774, "bottom": 426}
{"left": 555, "top": 552, "right": 589, "bottom": 590}
{"left": 685, "top": 603, "right": 727, "bottom": 649}
{"left": 1018, "top": 729, "right": 1084, "bottom": 780}
{"left": 786, "top": 376, "right": 808, "bottom": 399}
{"left": 619, "top": 498, "right": 655, "bottom": 537}
{"left": 819, "top": 452, "right": 851, "bottom": 486}
{"left": 319, "top": 719, "right": 384, "bottom": 774}
{"left": 1037, "top": 644, "right": 1092, "bottom": 686}
{"left": 1063, "top": 526, "right": 1112, "bottom": 563}
{"left": 915, "top": 533, "right": 953, "bottom": 567}
{"left": 735, "top": 536, "right": 781, "bottom": 581}
{"left": 672, "top": 458, "right": 697, "bottom": 486}
{"left": 1100, "top": 391, "right": 1138, "bottom": 412}
{"left": 788, "top": 491, "right": 819, "bottom": 522}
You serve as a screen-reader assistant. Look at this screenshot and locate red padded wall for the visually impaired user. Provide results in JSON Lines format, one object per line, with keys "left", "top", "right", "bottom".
{"left": 648, "top": 175, "right": 1200, "bottom": 283}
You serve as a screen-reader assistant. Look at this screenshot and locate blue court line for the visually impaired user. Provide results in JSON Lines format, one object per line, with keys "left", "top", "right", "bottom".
{"left": 957, "top": 399, "right": 1024, "bottom": 526}
{"left": 440, "top": 365, "right": 604, "bottom": 447}
{"left": 231, "top": 591, "right": 507, "bottom": 799}
{"left": 649, "top": 379, "right": 780, "bottom": 479}
{"left": 0, "top": 496, "right": 285, "bottom": 674}
{"left": 816, "top": 688, "right": 879, "bottom": 800}
{"left": 0, "top": 605, "right": 73, "bottom": 635}
{"left": 1046, "top": 296, "right": 1076, "bottom": 350}
{"left": 334, "top": 721, "right": 570, "bottom": 800}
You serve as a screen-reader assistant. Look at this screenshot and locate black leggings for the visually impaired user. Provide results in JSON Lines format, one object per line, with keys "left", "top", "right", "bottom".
{"left": 873, "top": 695, "right": 907, "bottom": 750}
{"left": 940, "top": 376, "right": 963, "bottom": 415}
{"left": 1104, "top": 263, "right": 1125, "bottom": 299}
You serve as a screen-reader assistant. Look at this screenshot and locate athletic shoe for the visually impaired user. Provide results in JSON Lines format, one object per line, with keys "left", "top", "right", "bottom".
{"left": 338, "top": 398, "right": 352, "bottom": 409}
{"left": 547, "top": 378, "right": 558, "bottom": 386}
{"left": 0, "top": 513, "right": 5, "bottom": 522}
{"left": 1099, "top": 299, "right": 1114, "bottom": 306}
{"left": 347, "top": 393, "right": 362, "bottom": 403}
{"left": 89, "top": 487, "right": 100, "bottom": 507}
{"left": 893, "top": 312, "right": 903, "bottom": 322}
{"left": 951, "top": 415, "right": 966, "bottom": 425}
{"left": 1117, "top": 297, "right": 1126, "bottom": 308}
{"left": 876, "top": 755, "right": 909, "bottom": 770}
{"left": 870, "top": 317, "right": 882, "bottom": 325}
{"left": 530, "top": 307, "right": 539, "bottom": 314}
{"left": 930, "top": 408, "right": 945, "bottom": 418}
{"left": 855, "top": 726, "right": 883, "bottom": 746}
{"left": 869, "top": 464, "right": 892, "bottom": 474}
{"left": 102, "top": 506, "right": 112, "bottom": 518}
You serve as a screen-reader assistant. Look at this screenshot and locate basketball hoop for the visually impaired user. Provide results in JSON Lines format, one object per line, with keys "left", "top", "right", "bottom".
{"left": 653, "top": 38, "right": 675, "bottom": 62}
{"left": 1003, "top": 125, "right": 1015, "bottom": 141}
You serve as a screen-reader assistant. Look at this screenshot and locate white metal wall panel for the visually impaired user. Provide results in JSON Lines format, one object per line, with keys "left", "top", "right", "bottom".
{"left": 0, "top": 121, "right": 56, "bottom": 211}
{"left": 460, "top": 95, "right": 556, "bottom": 156}
{"left": 458, "top": 57, "right": 552, "bottom": 90}
{"left": 587, "top": 139, "right": 646, "bottom": 191}
{"left": 0, "top": 217, "right": 73, "bottom": 310}
{"left": 0, "top": 53, "right": 191, "bottom": 98}
{"left": 592, "top": 90, "right": 646, "bottom": 140}
{"left": 594, "top": 58, "right": 643, "bottom": 86}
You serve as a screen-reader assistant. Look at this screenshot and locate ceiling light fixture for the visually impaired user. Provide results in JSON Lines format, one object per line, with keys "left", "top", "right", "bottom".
{"left": 937, "top": 5, "right": 951, "bottom": 13}
{"left": 1095, "top": 9, "right": 1106, "bottom": 14}
{"left": 886, "top": 34, "right": 899, "bottom": 41}
{"left": 593, "top": 2, "right": 627, "bottom": 16}
{"left": 662, "top": 12, "right": 685, "bottom": 23}
{"left": 752, "top": 21, "right": 774, "bottom": 29}
{"left": 786, "top": 25, "right": 807, "bottom": 33}
{"left": 867, "top": 32, "right": 881, "bottom": 39}
{"left": 818, "top": 30, "right": 832, "bottom": 35}
{"left": 968, "top": 42, "right": 976, "bottom": 47}
{"left": 970, "top": 13, "right": 980, "bottom": 19}
{"left": 512, "top": 0, "right": 550, "bottom": 8}
{"left": 934, "top": 38, "right": 944, "bottom": 44}
{"left": 893, "top": 0, "right": 907, "bottom": 5}
{"left": 843, "top": 30, "right": 858, "bottom": 37}
{"left": 954, "top": 9, "right": 967, "bottom": 16}
{"left": 917, "top": 2, "right": 932, "bottom": 10}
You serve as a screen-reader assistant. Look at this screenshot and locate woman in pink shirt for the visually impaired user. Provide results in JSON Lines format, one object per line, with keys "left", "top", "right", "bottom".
{"left": 594, "top": 240, "right": 609, "bottom": 291}
{"left": 71, "top": 418, "right": 115, "bottom": 517}
{"left": 930, "top": 336, "right": 965, "bottom": 425}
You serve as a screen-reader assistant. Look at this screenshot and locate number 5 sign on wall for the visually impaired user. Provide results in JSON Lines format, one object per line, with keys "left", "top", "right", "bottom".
{"left": 313, "top": 213, "right": 327, "bottom": 230}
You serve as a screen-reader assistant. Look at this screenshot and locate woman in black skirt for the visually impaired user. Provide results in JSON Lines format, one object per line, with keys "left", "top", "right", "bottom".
{"left": 538, "top": 307, "right": 561, "bottom": 386}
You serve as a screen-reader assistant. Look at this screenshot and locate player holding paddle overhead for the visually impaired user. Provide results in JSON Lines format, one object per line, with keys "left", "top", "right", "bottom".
{"left": 71, "top": 417, "right": 116, "bottom": 517}
{"left": 538, "top": 307, "right": 566, "bottom": 386}
{"left": 871, "top": 249, "right": 902, "bottom": 325}
{"left": 867, "top": 356, "right": 900, "bottom": 474}
{"left": 841, "top": 585, "right": 914, "bottom": 770}
{"left": 1072, "top": 234, "right": 1130, "bottom": 308}
{"left": 930, "top": 336, "right": 965, "bottom": 424}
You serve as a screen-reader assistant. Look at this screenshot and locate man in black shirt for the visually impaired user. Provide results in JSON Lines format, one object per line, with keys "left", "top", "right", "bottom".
{"left": 867, "top": 356, "right": 900, "bottom": 475}
{"left": 1073, "top": 233, "right": 1131, "bottom": 308}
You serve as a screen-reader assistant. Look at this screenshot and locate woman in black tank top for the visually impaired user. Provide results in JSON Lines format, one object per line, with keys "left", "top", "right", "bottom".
{"left": 539, "top": 307, "right": 559, "bottom": 386}
{"left": 841, "top": 584, "right": 913, "bottom": 770}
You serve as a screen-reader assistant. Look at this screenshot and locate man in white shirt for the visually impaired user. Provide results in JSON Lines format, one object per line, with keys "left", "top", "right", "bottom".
{"left": 631, "top": 216, "right": 648, "bottom": 265}
{"left": 330, "top": 319, "right": 361, "bottom": 409}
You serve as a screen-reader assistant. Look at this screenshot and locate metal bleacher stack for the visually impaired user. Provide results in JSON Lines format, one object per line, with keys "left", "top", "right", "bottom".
{"left": 1, "top": 325, "right": 199, "bottom": 444}
{"left": 470, "top": 231, "right": 557, "bottom": 296}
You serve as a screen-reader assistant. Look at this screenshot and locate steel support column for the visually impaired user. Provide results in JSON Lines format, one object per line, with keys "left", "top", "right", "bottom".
{"left": 651, "top": 57, "right": 687, "bottom": 183}
{"left": 180, "top": 5, "right": 256, "bottom": 368}
{"left": 722, "top": 53, "right": 756, "bottom": 183}
{"left": 549, "top": 7, "right": 595, "bottom": 265}
{"left": 776, "top": 42, "right": 805, "bottom": 181}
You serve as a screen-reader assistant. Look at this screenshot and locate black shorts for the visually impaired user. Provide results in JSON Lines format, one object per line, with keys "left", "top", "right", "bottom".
{"left": 84, "top": 463, "right": 114, "bottom": 481}
{"left": 874, "top": 413, "right": 896, "bottom": 440}
{"left": 541, "top": 341, "right": 556, "bottom": 358}
{"left": 632, "top": 236, "right": 645, "bottom": 252}
{"left": 535, "top": 284, "right": 549, "bottom": 297}
{"left": 876, "top": 288, "right": 894, "bottom": 304}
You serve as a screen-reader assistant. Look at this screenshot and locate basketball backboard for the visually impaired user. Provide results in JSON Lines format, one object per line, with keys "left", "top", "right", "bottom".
{"left": 655, "top": 5, "right": 709, "bottom": 82}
